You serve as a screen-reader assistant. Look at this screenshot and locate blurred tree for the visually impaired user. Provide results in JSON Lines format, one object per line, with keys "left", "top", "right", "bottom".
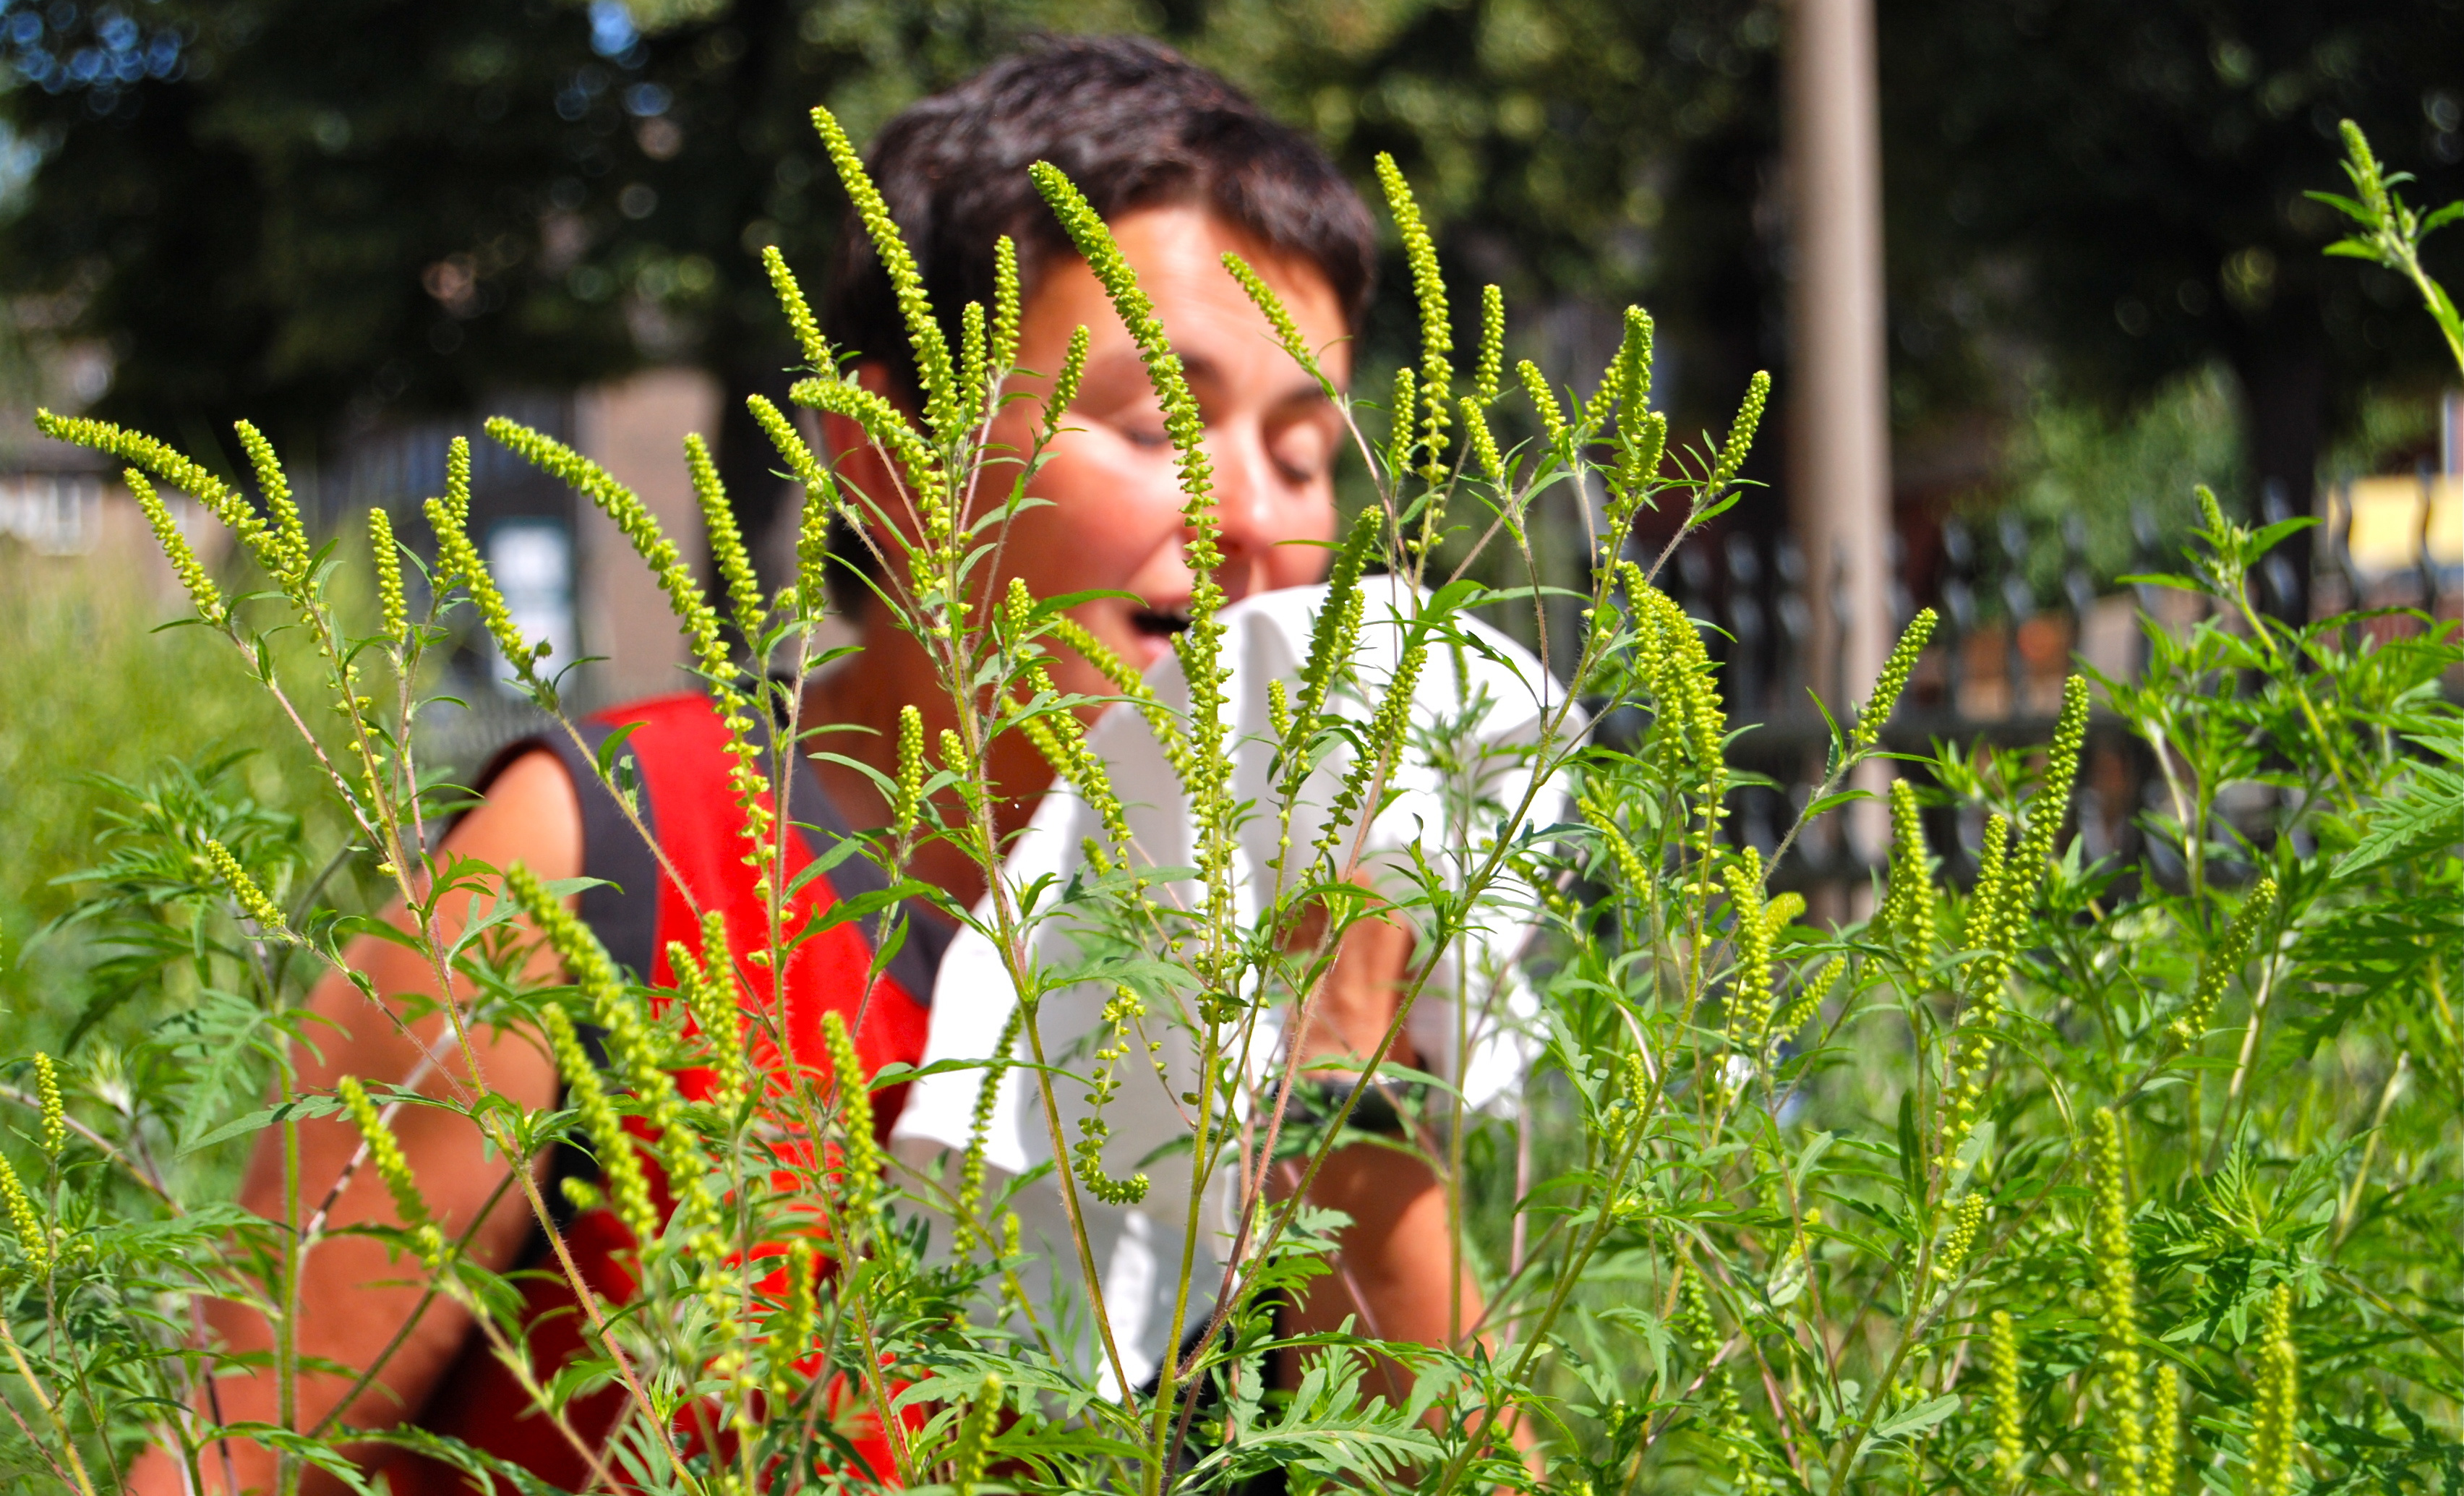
{"left": 1, "top": 2, "right": 623, "bottom": 463}
{"left": 1191, "top": 0, "right": 1784, "bottom": 522}
{"left": 2, "top": 0, "right": 1784, "bottom": 558}
{"left": 1879, "top": 0, "right": 2464, "bottom": 591}
{"left": 0, "top": 0, "right": 1138, "bottom": 551}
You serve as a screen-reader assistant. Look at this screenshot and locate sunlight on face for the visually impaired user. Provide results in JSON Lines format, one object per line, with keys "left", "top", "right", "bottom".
{"left": 983, "top": 205, "right": 1353, "bottom": 687}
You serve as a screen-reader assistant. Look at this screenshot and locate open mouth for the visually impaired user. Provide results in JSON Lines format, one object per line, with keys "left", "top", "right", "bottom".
{"left": 1129, "top": 606, "right": 1192, "bottom": 638}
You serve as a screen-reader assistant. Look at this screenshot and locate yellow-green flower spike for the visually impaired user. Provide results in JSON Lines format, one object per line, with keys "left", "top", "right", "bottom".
{"left": 1071, "top": 989, "right": 1152, "bottom": 1206}
{"left": 1029, "top": 162, "right": 1217, "bottom": 523}
{"left": 761, "top": 244, "right": 829, "bottom": 372}
{"left": 820, "top": 1009, "right": 880, "bottom": 1231}
{"left": 1989, "top": 1309, "right": 2024, "bottom": 1489}
{"left": 1373, "top": 153, "right": 1453, "bottom": 476}
{"left": 32, "top": 1054, "right": 64, "bottom": 1159}
{"left": 1222, "top": 252, "right": 1321, "bottom": 379}
{"left": 1312, "top": 628, "right": 1430, "bottom": 873}
{"left": 36, "top": 410, "right": 274, "bottom": 562}
{"left": 233, "top": 420, "right": 309, "bottom": 578}
{"left": 1461, "top": 398, "right": 1506, "bottom": 485}
{"left": 954, "top": 1003, "right": 1028, "bottom": 1262}
{"left": 502, "top": 861, "right": 623, "bottom": 1006}
{"left": 443, "top": 434, "right": 473, "bottom": 534}
{"left": 1610, "top": 410, "right": 1669, "bottom": 526}
{"left": 1722, "top": 845, "right": 1774, "bottom": 1035}
{"left": 1613, "top": 306, "right": 1655, "bottom": 424}
{"left": 487, "top": 418, "right": 729, "bottom": 683}
{"left": 1885, "top": 778, "right": 1937, "bottom": 956}
{"left": 1290, "top": 505, "right": 1382, "bottom": 742}
{"left": 1969, "top": 813, "right": 2013, "bottom": 944}
{"left": 1773, "top": 955, "right": 1843, "bottom": 1046}
{"left": 0, "top": 1155, "right": 48, "bottom": 1272}
{"left": 790, "top": 375, "right": 948, "bottom": 518}
{"left": 1580, "top": 347, "right": 1623, "bottom": 435}
{"left": 2087, "top": 1108, "right": 2148, "bottom": 1496}
{"left": 672, "top": 915, "right": 750, "bottom": 1111}
{"left": 126, "top": 469, "right": 225, "bottom": 625}
{"left": 1044, "top": 323, "right": 1091, "bottom": 437}
{"left": 1933, "top": 1190, "right": 1985, "bottom": 1281}
{"left": 1577, "top": 791, "right": 1653, "bottom": 894}
{"left": 337, "top": 1075, "right": 445, "bottom": 1266}
{"left": 948, "top": 1369, "right": 1004, "bottom": 1495}
{"left": 768, "top": 1237, "right": 818, "bottom": 1395}
{"left": 2149, "top": 1362, "right": 2181, "bottom": 1496}
{"left": 1852, "top": 608, "right": 1938, "bottom": 753}
{"left": 202, "top": 837, "right": 291, "bottom": 941}
{"left": 1030, "top": 158, "right": 1236, "bottom": 920}
{"left": 2009, "top": 675, "right": 2091, "bottom": 887}
{"left": 2249, "top": 1283, "right": 2298, "bottom": 1496}
{"left": 2171, "top": 877, "right": 2277, "bottom": 1044}
{"left": 424, "top": 495, "right": 537, "bottom": 675}
{"left": 685, "top": 432, "right": 764, "bottom": 646}
{"left": 1043, "top": 612, "right": 1190, "bottom": 774}
{"left": 960, "top": 299, "right": 988, "bottom": 419}
{"left": 745, "top": 392, "right": 848, "bottom": 619}
{"left": 1473, "top": 283, "right": 1505, "bottom": 406}
{"left": 541, "top": 1001, "right": 657, "bottom": 1244}
{"left": 894, "top": 704, "right": 926, "bottom": 838}
{"left": 1518, "top": 361, "right": 1567, "bottom": 445}
{"left": 369, "top": 508, "right": 408, "bottom": 644}
{"left": 2196, "top": 482, "right": 2226, "bottom": 537}
{"left": 1708, "top": 370, "right": 1772, "bottom": 500}
{"left": 1387, "top": 364, "right": 1419, "bottom": 482}
{"left": 811, "top": 105, "right": 959, "bottom": 438}
{"left": 991, "top": 235, "right": 1022, "bottom": 376}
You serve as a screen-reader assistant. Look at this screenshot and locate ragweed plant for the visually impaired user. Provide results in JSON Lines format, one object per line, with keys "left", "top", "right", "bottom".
{"left": 1, "top": 110, "right": 2462, "bottom": 1496}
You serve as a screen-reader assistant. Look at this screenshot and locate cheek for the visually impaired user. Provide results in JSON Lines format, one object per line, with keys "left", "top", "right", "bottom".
{"left": 999, "top": 428, "right": 1188, "bottom": 587}
{"left": 1262, "top": 494, "right": 1340, "bottom": 588}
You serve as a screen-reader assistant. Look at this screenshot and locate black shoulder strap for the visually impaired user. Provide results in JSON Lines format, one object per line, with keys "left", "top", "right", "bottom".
{"left": 538, "top": 725, "right": 664, "bottom": 986}
{"left": 785, "top": 756, "right": 953, "bottom": 1006}
{"left": 465, "top": 725, "right": 662, "bottom": 1230}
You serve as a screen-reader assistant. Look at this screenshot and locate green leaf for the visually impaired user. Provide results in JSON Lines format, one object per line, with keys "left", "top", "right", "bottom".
{"left": 2335, "top": 762, "right": 2464, "bottom": 881}
{"left": 2303, "top": 189, "right": 2371, "bottom": 222}
{"left": 181, "top": 1093, "right": 346, "bottom": 1158}
{"left": 1871, "top": 1393, "right": 1962, "bottom": 1441}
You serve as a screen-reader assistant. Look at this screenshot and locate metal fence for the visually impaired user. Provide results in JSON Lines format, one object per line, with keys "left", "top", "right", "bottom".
{"left": 1679, "top": 487, "right": 2464, "bottom": 901}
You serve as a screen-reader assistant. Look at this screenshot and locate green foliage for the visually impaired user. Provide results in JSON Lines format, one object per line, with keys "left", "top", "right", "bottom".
{"left": 0, "top": 555, "right": 329, "bottom": 1059}
{"left": 6, "top": 118, "right": 2464, "bottom": 1496}
{"left": 1988, "top": 364, "right": 2246, "bottom": 590}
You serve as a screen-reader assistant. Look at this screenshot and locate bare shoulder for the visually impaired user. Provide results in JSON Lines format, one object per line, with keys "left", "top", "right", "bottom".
{"left": 443, "top": 746, "right": 585, "bottom": 882}
{"left": 290, "top": 746, "right": 582, "bottom": 1099}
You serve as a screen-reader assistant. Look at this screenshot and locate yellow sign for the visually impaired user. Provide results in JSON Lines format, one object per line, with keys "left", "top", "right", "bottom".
{"left": 2337, "top": 474, "right": 2464, "bottom": 574}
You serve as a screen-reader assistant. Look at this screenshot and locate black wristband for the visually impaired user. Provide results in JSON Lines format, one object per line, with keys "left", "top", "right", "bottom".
{"left": 1288, "top": 1074, "right": 1419, "bottom": 1137}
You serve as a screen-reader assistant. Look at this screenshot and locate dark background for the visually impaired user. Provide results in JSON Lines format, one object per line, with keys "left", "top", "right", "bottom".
{"left": 4, "top": 0, "right": 2460, "bottom": 589}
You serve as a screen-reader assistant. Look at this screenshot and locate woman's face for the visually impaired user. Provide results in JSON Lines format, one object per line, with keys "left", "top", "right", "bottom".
{"left": 836, "top": 205, "right": 1353, "bottom": 695}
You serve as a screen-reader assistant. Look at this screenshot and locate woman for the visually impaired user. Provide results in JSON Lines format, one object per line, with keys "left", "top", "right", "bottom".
{"left": 131, "top": 36, "right": 1472, "bottom": 1493}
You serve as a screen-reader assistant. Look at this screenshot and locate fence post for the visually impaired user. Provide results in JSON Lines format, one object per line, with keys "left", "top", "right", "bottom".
{"left": 1783, "top": 0, "right": 1893, "bottom": 722}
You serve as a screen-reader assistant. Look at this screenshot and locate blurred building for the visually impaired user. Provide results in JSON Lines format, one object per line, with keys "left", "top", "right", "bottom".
{"left": 0, "top": 367, "right": 841, "bottom": 767}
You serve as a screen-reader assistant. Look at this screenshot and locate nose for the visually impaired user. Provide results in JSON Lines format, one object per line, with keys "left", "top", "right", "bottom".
{"left": 1199, "top": 419, "right": 1278, "bottom": 600}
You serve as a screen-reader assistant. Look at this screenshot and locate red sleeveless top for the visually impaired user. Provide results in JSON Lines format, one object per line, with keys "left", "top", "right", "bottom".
{"left": 389, "top": 694, "right": 937, "bottom": 1494}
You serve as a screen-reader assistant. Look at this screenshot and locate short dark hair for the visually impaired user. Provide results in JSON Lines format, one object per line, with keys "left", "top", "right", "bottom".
{"left": 821, "top": 35, "right": 1377, "bottom": 402}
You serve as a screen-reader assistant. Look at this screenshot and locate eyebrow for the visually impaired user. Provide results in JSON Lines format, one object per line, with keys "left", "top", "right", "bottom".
{"left": 1174, "top": 348, "right": 1345, "bottom": 407}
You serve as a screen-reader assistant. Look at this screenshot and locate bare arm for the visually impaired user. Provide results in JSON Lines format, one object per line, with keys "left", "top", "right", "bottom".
{"left": 126, "top": 750, "right": 579, "bottom": 1496}
{"left": 1283, "top": 915, "right": 1485, "bottom": 1377}
{"left": 1283, "top": 912, "right": 1533, "bottom": 1471}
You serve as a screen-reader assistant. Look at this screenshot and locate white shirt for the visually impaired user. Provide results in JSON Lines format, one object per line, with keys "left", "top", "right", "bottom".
{"left": 890, "top": 579, "right": 1573, "bottom": 1392}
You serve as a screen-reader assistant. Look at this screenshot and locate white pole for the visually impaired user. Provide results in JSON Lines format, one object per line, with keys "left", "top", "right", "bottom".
{"left": 1784, "top": 0, "right": 1893, "bottom": 715}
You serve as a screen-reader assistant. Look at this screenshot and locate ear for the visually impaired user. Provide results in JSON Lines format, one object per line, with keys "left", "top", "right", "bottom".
{"left": 818, "top": 360, "right": 928, "bottom": 561}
